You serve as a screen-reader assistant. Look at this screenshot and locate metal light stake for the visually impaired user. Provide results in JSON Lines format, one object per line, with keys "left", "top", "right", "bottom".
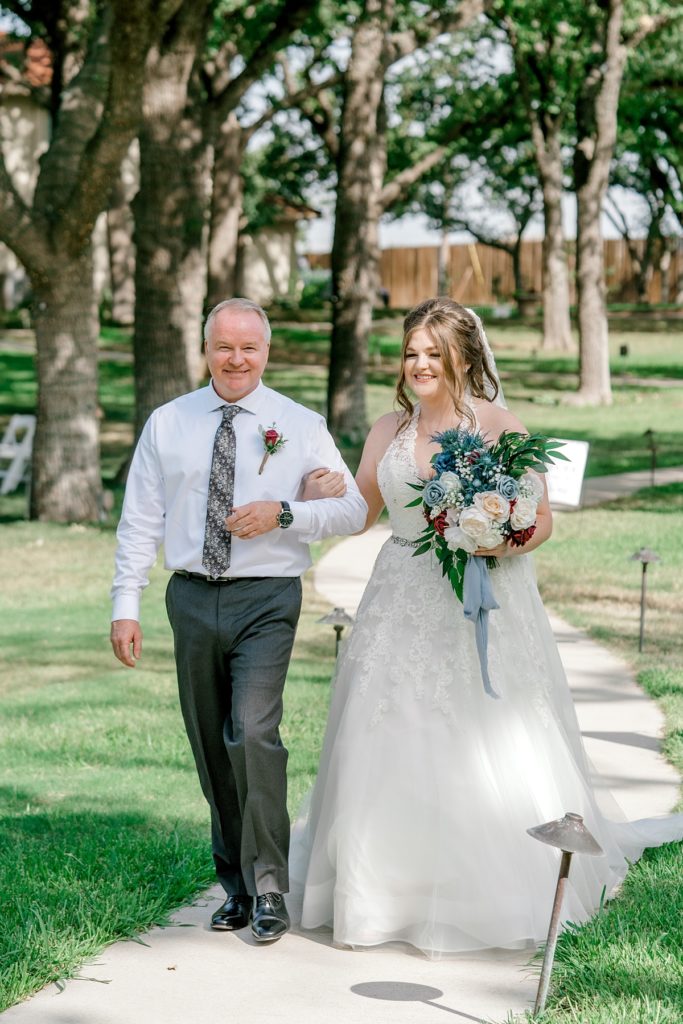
{"left": 316, "top": 607, "right": 355, "bottom": 656}
{"left": 629, "top": 547, "right": 661, "bottom": 652}
{"left": 527, "top": 812, "right": 603, "bottom": 1017}
{"left": 643, "top": 429, "right": 657, "bottom": 487}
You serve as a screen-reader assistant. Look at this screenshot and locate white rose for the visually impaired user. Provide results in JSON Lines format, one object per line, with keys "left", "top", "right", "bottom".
{"left": 459, "top": 507, "right": 492, "bottom": 539}
{"left": 443, "top": 524, "right": 477, "bottom": 553}
{"left": 439, "top": 471, "right": 462, "bottom": 495}
{"left": 510, "top": 496, "right": 537, "bottom": 530}
{"left": 519, "top": 471, "right": 544, "bottom": 502}
{"left": 474, "top": 490, "right": 510, "bottom": 523}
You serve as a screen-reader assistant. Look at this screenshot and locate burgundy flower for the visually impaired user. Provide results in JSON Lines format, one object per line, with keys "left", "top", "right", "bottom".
{"left": 258, "top": 422, "right": 287, "bottom": 474}
{"left": 508, "top": 524, "right": 537, "bottom": 548}
{"left": 432, "top": 512, "right": 448, "bottom": 536}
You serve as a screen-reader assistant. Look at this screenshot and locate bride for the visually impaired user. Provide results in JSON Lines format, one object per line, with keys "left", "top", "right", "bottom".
{"left": 291, "top": 296, "right": 682, "bottom": 956}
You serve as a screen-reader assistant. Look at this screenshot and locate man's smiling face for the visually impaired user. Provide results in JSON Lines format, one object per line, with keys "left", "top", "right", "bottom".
{"left": 205, "top": 309, "right": 270, "bottom": 402}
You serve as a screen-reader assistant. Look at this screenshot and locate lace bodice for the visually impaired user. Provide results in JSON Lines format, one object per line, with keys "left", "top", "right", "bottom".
{"left": 377, "top": 405, "right": 481, "bottom": 541}
{"left": 376, "top": 410, "right": 424, "bottom": 541}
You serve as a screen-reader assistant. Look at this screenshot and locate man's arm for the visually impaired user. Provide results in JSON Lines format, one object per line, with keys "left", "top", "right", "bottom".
{"left": 287, "top": 418, "right": 367, "bottom": 540}
{"left": 110, "top": 416, "right": 166, "bottom": 666}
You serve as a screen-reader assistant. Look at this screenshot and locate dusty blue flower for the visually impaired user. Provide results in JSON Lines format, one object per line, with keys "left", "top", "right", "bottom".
{"left": 433, "top": 452, "right": 455, "bottom": 474}
{"left": 423, "top": 479, "right": 447, "bottom": 507}
{"left": 496, "top": 475, "right": 519, "bottom": 501}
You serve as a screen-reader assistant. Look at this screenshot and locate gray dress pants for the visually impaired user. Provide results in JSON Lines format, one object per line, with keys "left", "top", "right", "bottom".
{"left": 166, "top": 573, "right": 303, "bottom": 896}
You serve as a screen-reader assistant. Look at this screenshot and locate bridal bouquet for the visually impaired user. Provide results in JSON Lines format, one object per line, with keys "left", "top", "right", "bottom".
{"left": 407, "top": 428, "right": 567, "bottom": 696}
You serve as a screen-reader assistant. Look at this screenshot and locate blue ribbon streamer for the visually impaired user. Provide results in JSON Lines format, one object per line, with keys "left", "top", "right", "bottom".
{"left": 463, "top": 555, "right": 501, "bottom": 699}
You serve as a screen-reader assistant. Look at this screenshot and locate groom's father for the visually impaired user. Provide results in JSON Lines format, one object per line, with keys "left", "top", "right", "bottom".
{"left": 110, "top": 298, "right": 366, "bottom": 943}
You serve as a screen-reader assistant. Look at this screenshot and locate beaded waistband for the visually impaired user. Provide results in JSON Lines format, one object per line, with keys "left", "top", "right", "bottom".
{"left": 391, "top": 535, "right": 421, "bottom": 548}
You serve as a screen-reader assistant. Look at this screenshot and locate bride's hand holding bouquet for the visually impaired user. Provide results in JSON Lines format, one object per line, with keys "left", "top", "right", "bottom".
{"left": 408, "top": 426, "right": 567, "bottom": 697}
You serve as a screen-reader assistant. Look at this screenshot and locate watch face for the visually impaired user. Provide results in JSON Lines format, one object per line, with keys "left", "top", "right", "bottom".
{"left": 278, "top": 510, "right": 294, "bottom": 529}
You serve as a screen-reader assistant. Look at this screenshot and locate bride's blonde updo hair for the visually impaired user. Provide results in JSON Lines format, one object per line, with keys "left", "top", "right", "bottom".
{"left": 396, "top": 296, "right": 499, "bottom": 429}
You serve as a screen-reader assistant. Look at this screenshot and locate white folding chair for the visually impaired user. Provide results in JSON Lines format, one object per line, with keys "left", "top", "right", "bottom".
{"left": 0, "top": 414, "right": 36, "bottom": 495}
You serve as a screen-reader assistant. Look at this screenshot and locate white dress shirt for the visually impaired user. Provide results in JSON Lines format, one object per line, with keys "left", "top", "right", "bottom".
{"left": 111, "top": 381, "right": 368, "bottom": 621}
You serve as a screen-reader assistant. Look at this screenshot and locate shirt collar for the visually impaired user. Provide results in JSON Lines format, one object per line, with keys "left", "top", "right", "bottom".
{"left": 203, "top": 379, "right": 266, "bottom": 415}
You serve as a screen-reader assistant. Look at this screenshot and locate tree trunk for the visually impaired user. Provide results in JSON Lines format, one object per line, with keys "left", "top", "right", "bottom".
{"left": 31, "top": 249, "right": 101, "bottom": 521}
{"left": 327, "top": 0, "right": 392, "bottom": 441}
{"left": 511, "top": 237, "right": 523, "bottom": 299}
{"left": 511, "top": 32, "right": 573, "bottom": 352}
{"left": 634, "top": 235, "right": 655, "bottom": 305}
{"left": 133, "top": 111, "right": 211, "bottom": 436}
{"left": 537, "top": 135, "right": 573, "bottom": 351}
{"left": 575, "top": 189, "right": 611, "bottom": 402}
{"left": 573, "top": 0, "right": 627, "bottom": 405}
{"left": 206, "top": 112, "right": 245, "bottom": 309}
{"left": 540, "top": 184, "right": 573, "bottom": 350}
{"left": 132, "top": 8, "right": 210, "bottom": 438}
{"left": 438, "top": 230, "right": 451, "bottom": 294}
{"left": 107, "top": 143, "right": 138, "bottom": 325}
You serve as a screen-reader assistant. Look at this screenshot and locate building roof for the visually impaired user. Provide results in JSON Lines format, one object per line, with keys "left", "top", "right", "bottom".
{"left": 0, "top": 33, "right": 52, "bottom": 93}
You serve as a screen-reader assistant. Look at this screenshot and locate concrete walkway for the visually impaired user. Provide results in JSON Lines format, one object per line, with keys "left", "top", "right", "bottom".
{"left": 580, "top": 465, "right": 683, "bottom": 506}
{"left": 4, "top": 504, "right": 682, "bottom": 1023}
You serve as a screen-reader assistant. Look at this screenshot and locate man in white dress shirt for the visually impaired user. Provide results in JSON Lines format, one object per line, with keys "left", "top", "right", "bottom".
{"left": 111, "top": 298, "right": 366, "bottom": 943}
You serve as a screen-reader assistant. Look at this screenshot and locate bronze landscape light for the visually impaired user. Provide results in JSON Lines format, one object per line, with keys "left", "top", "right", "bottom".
{"left": 629, "top": 547, "right": 661, "bottom": 652}
{"left": 316, "top": 607, "right": 355, "bottom": 656}
{"left": 643, "top": 429, "right": 657, "bottom": 486}
{"left": 527, "top": 812, "right": 603, "bottom": 1017}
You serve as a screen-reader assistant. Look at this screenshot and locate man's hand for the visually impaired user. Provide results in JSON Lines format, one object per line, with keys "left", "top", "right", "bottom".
{"left": 302, "top": 468, "right": 347, "bottom": 500}
{"left": 111, "top": 619, "right": 143, "bottom": 667}
{"left": 226, "top": 501, "right": 281, "bottom": 539}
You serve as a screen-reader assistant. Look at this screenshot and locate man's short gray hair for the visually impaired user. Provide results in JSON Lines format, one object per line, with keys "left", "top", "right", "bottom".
{"left": 204, "top": 298, "right": 271, "bottom": 344}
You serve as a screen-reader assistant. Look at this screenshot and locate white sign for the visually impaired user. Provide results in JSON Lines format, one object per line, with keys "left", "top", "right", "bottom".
{"left": 546, "top": 438, "right": 590, "bottom": 508}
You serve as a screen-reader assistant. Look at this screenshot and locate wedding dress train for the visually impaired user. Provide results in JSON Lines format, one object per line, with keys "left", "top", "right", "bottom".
{"left": 289, "top": 409, "right": 683, "bottom": 956}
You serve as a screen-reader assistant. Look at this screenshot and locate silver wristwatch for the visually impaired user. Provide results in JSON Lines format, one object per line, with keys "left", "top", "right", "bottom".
{"left": 276, "top": 500, "right": 294, "bottom": 529}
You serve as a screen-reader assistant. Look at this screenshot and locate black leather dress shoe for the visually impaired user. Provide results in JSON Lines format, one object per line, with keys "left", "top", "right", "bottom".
{"left": 250, "top": 892, "right": 290, "bottom": 943}
{"left": 211, "top": 894, "right": 251, "bottom": 931}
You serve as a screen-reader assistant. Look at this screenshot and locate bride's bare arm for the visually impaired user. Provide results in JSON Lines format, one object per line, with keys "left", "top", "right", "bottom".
{"left": 473, "top": 402, "right": 553, "bottom": 557}
{"left": 354, "top": 413, "right": 401, "bottom": 532}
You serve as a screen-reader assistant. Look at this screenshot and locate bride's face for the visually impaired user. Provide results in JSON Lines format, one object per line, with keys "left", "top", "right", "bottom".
{"left": 403, "top": 328, "right": 456, "bottom": 399}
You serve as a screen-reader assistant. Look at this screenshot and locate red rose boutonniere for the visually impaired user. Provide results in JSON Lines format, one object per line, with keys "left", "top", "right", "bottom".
{"left": 258, "top": 423, "right": 287, "bottom": 474}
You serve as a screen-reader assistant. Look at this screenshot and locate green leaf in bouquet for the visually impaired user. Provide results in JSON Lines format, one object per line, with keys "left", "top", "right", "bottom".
{"left": 412, "top": 541, "right": 433, "bottom": 557}
{"left": 405, "top": 496, "right": 424, "bottom": 508}
{"left": 447, "top": 565, "right": 464, "bottom": 603}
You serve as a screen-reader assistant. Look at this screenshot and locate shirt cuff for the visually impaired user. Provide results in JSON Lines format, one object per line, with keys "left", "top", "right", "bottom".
{"left": 288, "top": 501, "right": 314, "bottom": 535}
{"left": 111, "top": 592, "right": 141, "bottom": 622}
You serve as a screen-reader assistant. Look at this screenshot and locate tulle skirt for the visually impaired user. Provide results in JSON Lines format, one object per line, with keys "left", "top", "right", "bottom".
{"left": 289, "top": 540, "right": 683, "bottom": 957}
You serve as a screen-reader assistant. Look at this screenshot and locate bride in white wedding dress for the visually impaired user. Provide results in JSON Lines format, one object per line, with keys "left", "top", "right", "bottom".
{"left": 290, "top": 297, "right": 683, "bottom": 957}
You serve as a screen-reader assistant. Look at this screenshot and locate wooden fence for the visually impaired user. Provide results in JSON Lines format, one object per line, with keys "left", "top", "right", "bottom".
{"left": 307, "top": 238, "right": 683, "bottom": 309}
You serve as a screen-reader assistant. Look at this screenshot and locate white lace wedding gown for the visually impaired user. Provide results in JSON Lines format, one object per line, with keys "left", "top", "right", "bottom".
{"left": 289, "top": 409, "right": 683, "bottom": 956}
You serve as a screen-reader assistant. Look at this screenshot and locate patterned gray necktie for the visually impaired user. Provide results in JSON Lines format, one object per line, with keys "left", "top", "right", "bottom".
{"left": 202, "top": 404, "right": 241, "bottom": 577}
